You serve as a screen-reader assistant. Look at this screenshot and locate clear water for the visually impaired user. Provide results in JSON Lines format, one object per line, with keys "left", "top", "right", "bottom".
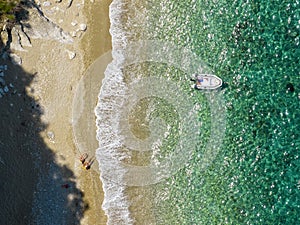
{"left": 95, "top": 0, "right": 300, "bottom": 224}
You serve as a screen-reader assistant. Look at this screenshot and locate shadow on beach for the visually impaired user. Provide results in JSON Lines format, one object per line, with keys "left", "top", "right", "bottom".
{"left": 0, "top": 45, "right": 87, "bottom": 224}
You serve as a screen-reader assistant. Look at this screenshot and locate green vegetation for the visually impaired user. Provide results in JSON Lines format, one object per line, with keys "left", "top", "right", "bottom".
{"left": 0, "top": 0, "right": 21, "bottom": 28}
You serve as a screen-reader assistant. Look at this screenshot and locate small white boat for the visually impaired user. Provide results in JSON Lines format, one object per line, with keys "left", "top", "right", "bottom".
{"left": 192, "top": 74, "right": 222, "bottom": 90}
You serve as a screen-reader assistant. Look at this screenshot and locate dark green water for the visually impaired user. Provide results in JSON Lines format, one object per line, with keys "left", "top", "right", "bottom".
{"left": 146, "top": 0, "right": 300, "bottom": 224}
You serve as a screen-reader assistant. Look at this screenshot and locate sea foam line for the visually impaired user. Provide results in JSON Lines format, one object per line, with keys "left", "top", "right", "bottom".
{"left": 95, "top": 0, "right": 135, "bottom": 224}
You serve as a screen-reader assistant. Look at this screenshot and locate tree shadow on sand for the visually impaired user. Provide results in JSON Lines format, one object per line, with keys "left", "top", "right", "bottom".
{"left": 0, "top": 44, "right": 87, "bottom": 225}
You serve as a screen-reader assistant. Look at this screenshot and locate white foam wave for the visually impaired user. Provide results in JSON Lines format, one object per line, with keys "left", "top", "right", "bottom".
{"left": 95, "top": 1, "right": 133, "bottom": 221}
{"left": 94, "top": 0, "right": 226, "bottom": 224}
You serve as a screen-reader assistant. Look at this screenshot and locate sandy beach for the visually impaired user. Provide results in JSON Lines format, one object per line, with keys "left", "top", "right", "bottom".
{"left": 0, "top": 0, "right": 111, "bottom": 224}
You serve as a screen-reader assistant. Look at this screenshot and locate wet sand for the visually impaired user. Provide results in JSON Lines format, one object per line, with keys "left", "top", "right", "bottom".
{"left": 0, "top": 0, "right": 111, "bottom": 224}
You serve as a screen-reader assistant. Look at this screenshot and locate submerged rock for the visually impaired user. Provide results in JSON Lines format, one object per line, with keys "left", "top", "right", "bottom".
{"left": 286, "top": 83, "right": 295, "bottom": 93}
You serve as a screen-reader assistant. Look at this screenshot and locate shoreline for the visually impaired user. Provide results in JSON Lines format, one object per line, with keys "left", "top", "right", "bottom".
{"left": 75, "top": 0, "right": 112, "bottom": 224}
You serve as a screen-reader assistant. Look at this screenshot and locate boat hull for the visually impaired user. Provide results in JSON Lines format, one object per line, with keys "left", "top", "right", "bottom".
{"left": 193, "top": 74, "right": 222, "bottom": 90}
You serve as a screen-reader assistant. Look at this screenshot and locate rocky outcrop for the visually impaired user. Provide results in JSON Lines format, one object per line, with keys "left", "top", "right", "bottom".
{"left": 0, "top": 1, "right": 77, "bottom": 63}
{"left": 19, "top": 3, "right": 73, "bottom": 45}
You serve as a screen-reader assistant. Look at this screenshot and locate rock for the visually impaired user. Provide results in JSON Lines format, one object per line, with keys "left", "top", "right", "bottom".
{"left": 66, "top": 0, "right": 73, "bottom": 8}
{"left": 43, "top": 1, "right": 51, "bottom": 7}
{"left": 66, "top": 50, "right": 76, "bottom": 59}
{"left": 0, "top": 30, "right": 9, "bottom": 46}
{"left": 47, "top": 131, "right": 55, "bottom": 143}
{"left": 10, "top": 53, "right": 22, "bottom": 65}
{"left": 10, "top": 27, "right": 26, "bottom": 52}
{"left": 21, "top": 6, "right": 73, "bottom": 44}
{"left": 0, "top": 65, "right": 7, "bottom": 70}
{"left": 17, "top": 26, "right": 32, "bottom": 47}
{"left": 70, "top": 31, "right": 77, "bottom": 37}
{"left": 79, "top": 23, "right": 87, "bottom": 31}
{"left": 71, "top": 21, "right": 77, "bottom": 26}
{"left": 3, "top": 86, "right": 9, "bottom": 93}
{"left": 0, "top": 77, "right": 5, "bottom": 86}
{"left": 0, "top": 71, "right": 4, "bottom": 77}
{"left": 1, "top": 52, "right": 9, "bottom": 60}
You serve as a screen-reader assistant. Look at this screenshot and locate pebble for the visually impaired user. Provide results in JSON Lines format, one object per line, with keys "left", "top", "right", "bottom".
{"left": 0, "top": 77, "right": 5, "bottom": 85}
{"left": 70, "top": 31, "right": 77, "bottom": 37}
{"left": 79, "top": 23, "right": 87, "bottom": 31}
{"left": 66, "top": 50, "right": 76, "bottom": 60}
{"left": 71, "top": 21, "right": 77, "bottom": 26}
{"left": 43, "top": 1, "right": 51, "bottom": 7}
{"left": 47, "top": 131, "right": 55, "bottom": 143}
{"left": 3, "top": 86, "right": 9, "bottom": 93}
{"left": 0, "top": 65, "right": 7, "bottom": 70}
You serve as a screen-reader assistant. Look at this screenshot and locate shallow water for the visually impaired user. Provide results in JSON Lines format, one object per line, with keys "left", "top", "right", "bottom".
{"left": 95, "top": 0, "right": 300, "bottom": 224}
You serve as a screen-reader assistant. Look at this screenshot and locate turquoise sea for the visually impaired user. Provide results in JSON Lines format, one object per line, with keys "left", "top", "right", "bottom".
{"left": 95, "top": 0, "right": 300, "bottom": 224}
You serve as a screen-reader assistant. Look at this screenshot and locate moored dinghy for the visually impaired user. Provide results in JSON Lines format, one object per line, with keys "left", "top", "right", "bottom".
{"left": 192, "top": 74, "right": 223, "bottom": 90}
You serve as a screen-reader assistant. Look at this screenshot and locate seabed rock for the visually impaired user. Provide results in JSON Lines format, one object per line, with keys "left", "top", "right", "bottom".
{"left": 286, "top": 83, "right": 295, "bottom": 93}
